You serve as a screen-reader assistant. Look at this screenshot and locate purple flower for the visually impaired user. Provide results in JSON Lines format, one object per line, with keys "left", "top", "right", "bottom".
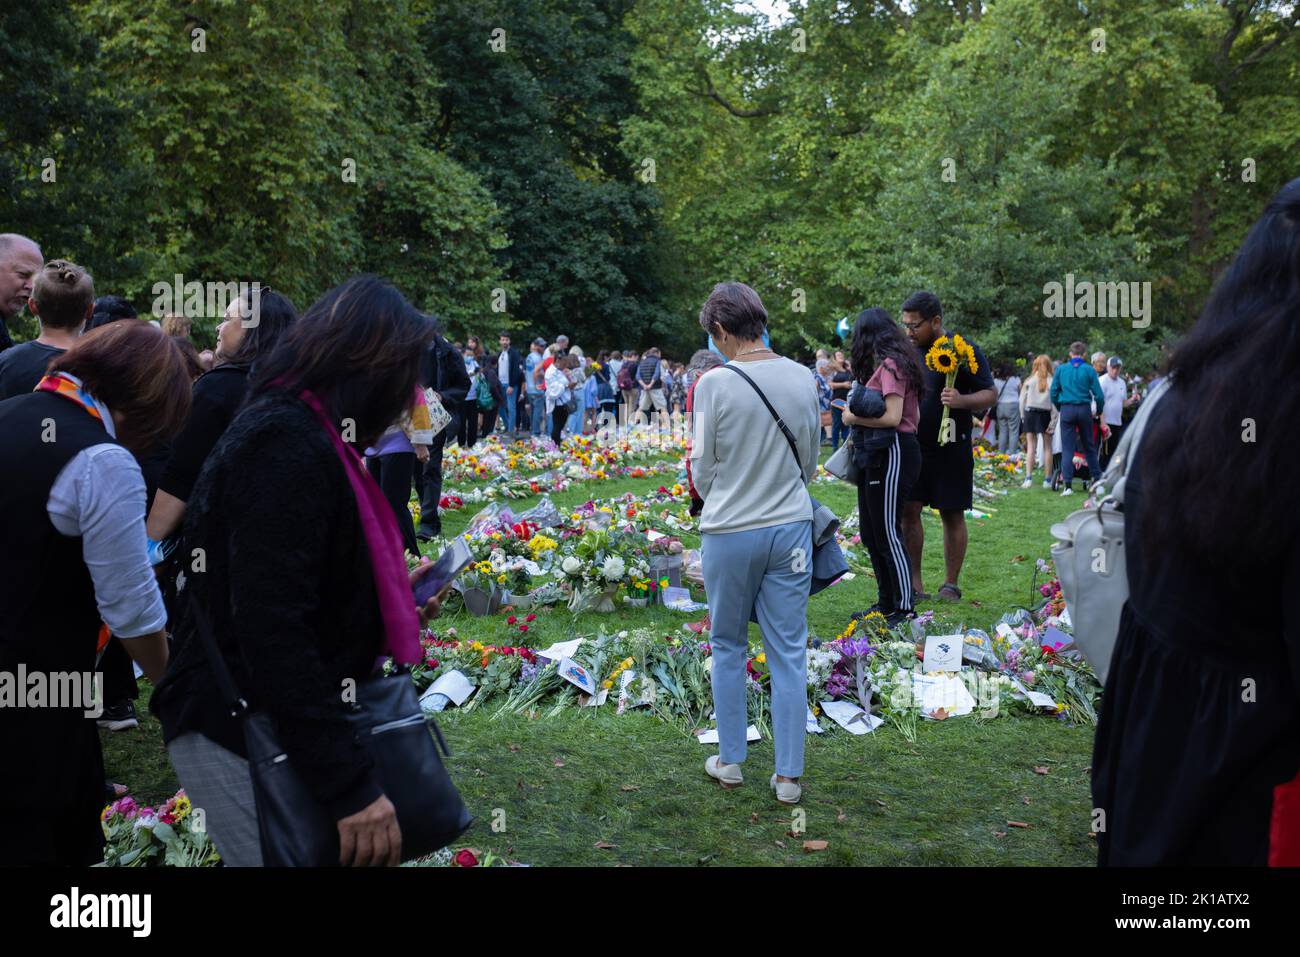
{"left": 519, "top": 662, "right": 538, "bottom": 683}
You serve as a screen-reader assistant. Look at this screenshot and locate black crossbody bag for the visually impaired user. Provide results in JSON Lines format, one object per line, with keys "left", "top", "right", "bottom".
{"left": 189, "top": 594, "right": 472, "bottom": 866}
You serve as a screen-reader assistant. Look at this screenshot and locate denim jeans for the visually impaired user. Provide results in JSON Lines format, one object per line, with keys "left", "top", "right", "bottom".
{"left": 831, "top": 406, "right": 847, "bottom": 449}
{"left": 528, "top": 391, "right": 544, "bottom": 435}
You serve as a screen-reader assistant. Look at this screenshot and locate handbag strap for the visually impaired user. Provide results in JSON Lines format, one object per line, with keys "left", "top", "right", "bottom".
{"left": 187, "top": 590, "right": 249, "bottom": 718}
{"left": 721, "top": 364, "right": 803, "bottom": 480}
{"left": 1096, "top": 378, "right": 1170, "bottom": 501}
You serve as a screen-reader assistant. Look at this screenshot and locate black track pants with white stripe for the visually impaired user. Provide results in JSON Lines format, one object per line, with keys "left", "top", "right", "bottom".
{"left": 856, "top": 432, "right": 921, "bottom": 613}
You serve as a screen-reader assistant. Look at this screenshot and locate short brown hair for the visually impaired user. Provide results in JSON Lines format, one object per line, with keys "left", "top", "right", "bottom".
{"left": 32, "top": 259, "right": 94, "bottom": 331}
{"left": 699, "top": 282, "right": 767, "bottom": 341}
{"left": 160, "top": 313, "right": 193, "bottom": 338}
{"left": 48, "top": 322, "right": 192, "bottom": 452}
{"left": 1069, "top": 341, "right": 1086, "bottom": 357}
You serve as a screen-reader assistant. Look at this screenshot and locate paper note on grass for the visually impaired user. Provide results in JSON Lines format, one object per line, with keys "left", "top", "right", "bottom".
{"left": 420, "top": 669, "right": 474, "bottom": 707}
{"left": 696, "top": 726, "right": 761, "bottom": 745}
{"left": 1009, "top": 677, "right": 1057, "bottom": 710}
{"left": 806, "top": 706, "right": 823, "bottom": 734}
{"left": 912, "top": 674, "right": 976, "bottom": 717}
{"left": 821, "top": 700, "right": 883, "bottom": 735}
{"left": 556, "top": 657, "right": 597, "bottom": 695}
{"left": 536, "top": 638, "right": 584, "bottom": 661}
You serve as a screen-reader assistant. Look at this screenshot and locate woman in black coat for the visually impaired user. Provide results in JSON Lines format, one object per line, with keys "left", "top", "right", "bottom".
{"left": 152, "top": 276, "right": 447, "bottom": 868}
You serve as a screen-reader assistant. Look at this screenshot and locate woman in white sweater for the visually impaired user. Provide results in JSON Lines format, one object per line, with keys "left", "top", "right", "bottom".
{"left": 690, "top": 282, "right": 820, "bottom": 805}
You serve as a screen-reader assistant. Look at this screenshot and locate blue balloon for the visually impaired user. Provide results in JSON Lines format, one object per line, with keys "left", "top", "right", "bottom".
{"left": 836, "top": 316, "right": 852, "bottom": 341}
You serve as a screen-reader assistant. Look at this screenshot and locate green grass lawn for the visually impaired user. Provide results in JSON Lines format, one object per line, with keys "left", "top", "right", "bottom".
{"left": 102, "top": 445, "right": 1096, "bottom": 866}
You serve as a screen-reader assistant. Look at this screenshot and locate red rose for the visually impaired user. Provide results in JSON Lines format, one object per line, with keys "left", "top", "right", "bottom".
{"left": 454, "top": 849, "right": 479, "bottom": 867}
{"left": 507, "top": 616, "right": 517, "bottom": 625}
{"left": 519, "top": 625, "right": 529, "bottom": 633}
{"left": 525, "top": 613, "right": 536, "bottom": 622}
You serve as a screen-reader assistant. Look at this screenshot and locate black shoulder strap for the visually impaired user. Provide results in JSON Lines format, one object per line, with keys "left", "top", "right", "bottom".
{"left": 187, "top": 590, "right": 248, "bottom": 717}
{"left": 721, "top": 364, "right": 803, "bottom": 478}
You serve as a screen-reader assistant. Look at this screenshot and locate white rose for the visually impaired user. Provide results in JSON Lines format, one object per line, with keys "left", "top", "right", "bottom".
{"left": 602, "top": 556, "right": 626, "bottom": 581}
{"left": 562, "top": 556, "right": 582, "bottom": 576}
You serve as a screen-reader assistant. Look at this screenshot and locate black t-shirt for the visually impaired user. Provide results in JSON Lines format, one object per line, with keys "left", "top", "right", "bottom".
{"left": 0, "top": 341, "right": 65, "bottom": 400}
{"left": 158, "top": 364, "right": 251, "bottom": 503}
{"left": 916, "top": 333, "right": 995, "bottom": 447}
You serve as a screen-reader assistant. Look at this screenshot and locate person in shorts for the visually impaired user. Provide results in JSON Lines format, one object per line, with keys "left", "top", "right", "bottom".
{"left": 898, "top": 291, "right": 996, "bottom": 603}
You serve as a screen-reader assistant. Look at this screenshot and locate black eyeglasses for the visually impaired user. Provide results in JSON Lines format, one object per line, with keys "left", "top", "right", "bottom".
{"left": 902, "top": 318, "right": 930, "bottom": 331}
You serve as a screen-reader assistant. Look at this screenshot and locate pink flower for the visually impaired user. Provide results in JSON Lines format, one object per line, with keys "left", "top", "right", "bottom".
{"left": 454, "top": 849, "right": 479, "bottom": 867}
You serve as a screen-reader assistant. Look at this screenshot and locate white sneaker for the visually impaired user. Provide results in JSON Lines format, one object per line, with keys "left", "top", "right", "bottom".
{"left": 1042, "top": 479, "right": 1052, "bottom": 490}
{"left": 1020, "top": 478, "right": 1032, "bottom": 489}
{"left": 1061, "top": 487, "right": 1073, "bottom": 497}
{"left": 770, "top": 774, "right": 802, "bottom": 804}
{"left": 705, "top": 755, "right": 743, "bottom": 789}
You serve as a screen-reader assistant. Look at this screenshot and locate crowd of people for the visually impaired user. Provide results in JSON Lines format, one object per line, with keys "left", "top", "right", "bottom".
{"left": 813, "top": 325, "right": 1156, "bottom": 497}
{"left": 1, "top": 174, "right": 1296, "bottom": 870}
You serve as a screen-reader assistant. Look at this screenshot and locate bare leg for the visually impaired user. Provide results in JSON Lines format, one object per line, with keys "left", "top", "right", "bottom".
{"left": 1025, "top": 434, "right": 1037, "bottom": 475}
{"left": 902, "top": 499, "right": 925, "bottom": 593}
{"left": 939, "top": 509, "right": 968, "bottom": 588}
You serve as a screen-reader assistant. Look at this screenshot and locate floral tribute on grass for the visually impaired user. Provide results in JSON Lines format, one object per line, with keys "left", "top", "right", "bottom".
{"left": 410, "top": 559, "right": 1099, "bottom": 737}
{"left": 98, "top": 790, "right": 220, "bottom": 867}
{"left": 438, "top": 432, "right": 687, "bottom": 504}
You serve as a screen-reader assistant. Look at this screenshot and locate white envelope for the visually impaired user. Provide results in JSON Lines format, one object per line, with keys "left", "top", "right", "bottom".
{"left": 912, "top": 673, "right": 976, "bottom": 717}
{"left": 696, "top": 725, "right": 761, "bottom": 745}
{"left": 820, "top": 699, "right": 883, "bottom": 735}
{"left": 420, "top": 669, "right": 475, "bottom": 707}
{"left": 923, "top": 634, "right": 964, "bottom": 673}
{"left": 537, "top": 638, "right": 584, "bottom": 661}
{"left": 580, "top": 689, "right": 609, "bottom": 708}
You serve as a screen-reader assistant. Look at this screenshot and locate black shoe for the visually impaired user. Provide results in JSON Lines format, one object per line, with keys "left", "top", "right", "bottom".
{"left": 97, "top": 700, "right": 138, "bottom": 731}
{"left": 851, "top": 605, "right": 886, "bottom": 621}
{"left": 885, "top": 609, "right": 916, "bottom": 629}
{"left": 416, "top": 528, "right": 439, "bottom": 542}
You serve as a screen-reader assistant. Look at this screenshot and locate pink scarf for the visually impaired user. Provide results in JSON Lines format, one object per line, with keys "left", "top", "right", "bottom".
{"left": 298, "top": 388, "right": 421, "bottom": 665}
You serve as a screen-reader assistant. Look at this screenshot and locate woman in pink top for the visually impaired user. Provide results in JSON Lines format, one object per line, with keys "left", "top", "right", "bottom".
{"left": 840, "top": 308, "right": 924, "bottom": 625}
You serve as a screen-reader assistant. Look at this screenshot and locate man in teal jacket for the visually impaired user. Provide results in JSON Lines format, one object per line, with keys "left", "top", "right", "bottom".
{"left": 1050, "top": 341, "right": 1109, "bottom": 496}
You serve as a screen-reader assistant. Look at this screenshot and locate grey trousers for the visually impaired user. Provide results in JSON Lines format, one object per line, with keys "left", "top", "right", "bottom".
{"left": 168, "top": 732, "right": 264, "bottom": 867}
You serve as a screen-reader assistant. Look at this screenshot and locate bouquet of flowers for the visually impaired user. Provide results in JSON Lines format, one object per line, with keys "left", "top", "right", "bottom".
{"left": 98, "top": 791, "right": 220, "bottom": 867}
{"left": 924, "top": 334, "right": 979, "bottom": 445}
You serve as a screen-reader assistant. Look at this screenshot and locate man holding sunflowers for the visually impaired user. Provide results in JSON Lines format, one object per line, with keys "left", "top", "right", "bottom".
{"left": 898, "top": 291, "right": 997, "bottom": 603}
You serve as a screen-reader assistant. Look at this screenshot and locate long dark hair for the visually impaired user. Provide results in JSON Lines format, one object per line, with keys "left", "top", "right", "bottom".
{"left": 252, "top": 275, "right": 433, "bottom": 447}
{"left": 226, "top": 287, "right": 298, "bottom": 368}
{"left": 850, "top": 307, "right": 925, "bottom": 396}
{"left": 1139, "top": 177, "right": 1300, "bottom": 557}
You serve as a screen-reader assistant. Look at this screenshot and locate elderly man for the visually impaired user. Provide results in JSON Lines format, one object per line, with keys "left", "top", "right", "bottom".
{"left": 0, "top": 234, "right": 44, "bottom": 354}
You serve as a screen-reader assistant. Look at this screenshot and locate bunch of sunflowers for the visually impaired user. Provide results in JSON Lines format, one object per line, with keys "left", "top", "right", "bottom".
{"left": 924, "top": 334, "right": 979, "bottom": 444}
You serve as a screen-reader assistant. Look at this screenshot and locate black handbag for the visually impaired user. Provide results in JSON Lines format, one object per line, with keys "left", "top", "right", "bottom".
{"left": 189, "top": 595, "right": 473, "bottom": 866}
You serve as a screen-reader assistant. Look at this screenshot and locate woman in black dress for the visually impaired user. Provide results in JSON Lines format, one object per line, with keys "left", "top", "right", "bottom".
{"left": 1091, "top": 177, "right": 1300, "bottom": 866}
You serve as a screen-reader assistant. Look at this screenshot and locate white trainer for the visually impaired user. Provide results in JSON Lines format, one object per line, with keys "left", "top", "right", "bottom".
{"left": 705, "top": 755, "right": 743, "bottom": 789}
{"left": 770, "top": 774, "right": 802, "bottom": 804}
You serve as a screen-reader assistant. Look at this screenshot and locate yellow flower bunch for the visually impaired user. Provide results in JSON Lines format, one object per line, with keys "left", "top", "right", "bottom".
{"left": 923, "top": 335, "right": 978, "bottom": 444}
{"left": 527, "top": 534, "right": 559, "bottom": 556}
{"left": 602, "top": 656, "right": 637, "bottom": 690}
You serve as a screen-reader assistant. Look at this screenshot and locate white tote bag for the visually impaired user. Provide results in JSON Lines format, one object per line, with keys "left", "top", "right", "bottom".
{"left": 1049, "top": 380, "right": 1168, "bottom": 684}
{"left": 424, "top": 388, "right": 453, "bottom": 438}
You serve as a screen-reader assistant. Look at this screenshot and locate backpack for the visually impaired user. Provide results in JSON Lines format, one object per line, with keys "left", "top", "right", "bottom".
{"left": 1049, "top": 379, "right": 1169, "bottom": 684}
{"left": 617, "top": 360, "right": 635, "bottom": 391}
{"left": 476, "top": 375, "right": 496, "bottom": 411}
